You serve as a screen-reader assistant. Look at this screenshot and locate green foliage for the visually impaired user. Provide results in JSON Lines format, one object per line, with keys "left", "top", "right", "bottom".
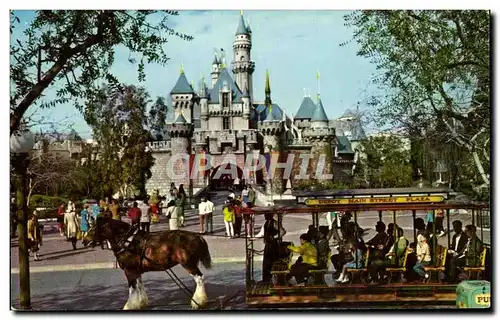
{"left": 344, "top": 10, "right": 490, "bottom": 194}
{"left": 10, "top": 10, "right": 192, "bottom": 134}
{"left": 84, "top": 84, "right": 155, "bottom": 199}
{"left": 293, "top": 179, "right": 351, "bottom": 191}
{"left": 148, "top": 96, "right": 168, "bottom": 140}
{"left": 355, "top": 135, "right": 413, "bottom": 188}
{"left": 29, "top": 194, "right": 67, "bottom": 207}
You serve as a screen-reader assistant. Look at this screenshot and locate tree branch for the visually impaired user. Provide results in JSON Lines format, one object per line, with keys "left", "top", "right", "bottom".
{"left": 10, "top": 12, "right": 109, "bottom": 135}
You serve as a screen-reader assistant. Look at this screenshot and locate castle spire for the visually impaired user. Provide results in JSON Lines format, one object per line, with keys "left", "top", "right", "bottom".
{"left": 235, "top": 11, "right": 250, "bottom": 35}
{"left": 180, "top": 63, "right": 184, "bottom": 74}
{"left": 316, "top": 70, "right": 320, "bottom": 102}
{"left": 265, "top": 69, "right": 272, "bottom": 107}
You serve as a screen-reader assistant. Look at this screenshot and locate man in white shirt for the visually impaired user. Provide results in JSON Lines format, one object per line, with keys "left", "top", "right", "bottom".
{"left": 137, "top": 198, "right": 151, "bottom": 233}
{"left": 198, "top": 197, "right": 208, "bottom": 234}
{"left": 205, "top": 196, "right": 215, "bottom": 234}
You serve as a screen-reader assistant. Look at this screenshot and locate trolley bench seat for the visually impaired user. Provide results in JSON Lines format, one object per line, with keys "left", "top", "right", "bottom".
{"left": 308, "top": 269, "right": 333, "bottom": 274}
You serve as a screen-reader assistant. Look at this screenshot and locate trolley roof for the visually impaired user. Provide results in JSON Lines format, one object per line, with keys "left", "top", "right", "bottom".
{"left": 245, "top": 202, "right": 489, "bottom": 215}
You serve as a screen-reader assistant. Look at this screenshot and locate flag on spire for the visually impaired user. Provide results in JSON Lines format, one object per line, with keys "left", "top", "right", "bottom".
{"left": 316, "top": 70, "right": 320, "bottom": 80}
{"left": 180, "top": 64, "right": 184, "bottom": 74}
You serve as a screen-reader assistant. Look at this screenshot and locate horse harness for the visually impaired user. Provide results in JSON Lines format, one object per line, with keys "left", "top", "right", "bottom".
{"left": 114, "top": 226, "right": 152, "bottom": 270}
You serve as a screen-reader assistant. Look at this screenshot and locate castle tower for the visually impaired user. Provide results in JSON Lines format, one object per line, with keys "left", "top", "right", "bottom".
{"left": 231, "top": 11, "right": 255, "bottom": 101}
{"left": 304, "top": 95, "right": 336, "bottom": 181}
{"left": 199, "top": 76, "right": 209, "bottom": 130}
{"left": 167, "top": 112, "right": 194, "bottom": 187}
{"left": 258, "top": 70, "right": 284, "bottom": 194}
{"left": 211, "top": 52, "right": 220, "bottom": 87}
{"left": 170, "top": 65, "right": 195, "bottom": 124}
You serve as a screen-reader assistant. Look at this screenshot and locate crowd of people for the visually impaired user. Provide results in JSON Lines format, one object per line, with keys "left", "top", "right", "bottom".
{"left": 259, "top": 209, "right": 487, "bottom": 286}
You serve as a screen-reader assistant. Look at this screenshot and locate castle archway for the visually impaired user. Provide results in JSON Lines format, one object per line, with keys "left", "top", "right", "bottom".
{"left": 210, "top": 163, "right": 244, "bottom": 190}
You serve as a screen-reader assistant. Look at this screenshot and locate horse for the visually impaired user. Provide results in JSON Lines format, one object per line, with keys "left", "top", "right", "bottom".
{"left": 83, "top": 217, "right": 212, "bottom": 310}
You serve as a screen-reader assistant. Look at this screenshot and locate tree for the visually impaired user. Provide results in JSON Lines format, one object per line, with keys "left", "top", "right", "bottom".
{"left": 343, "top": 10, "right": 490, "bottom": 192}
{"left": 85, "top": 84, "right": 155, "bottom": 199}
{"left": 25, "top": 136, "right": 74, "bottom": 205}
{"left": 10, "top": 10, "right": 193, "bottom": 135}
{"left": 148, "top": 96, "right": 168, "bottom": 140}
{"left": 354, "top": 135, "right": 413, "bottom": 188}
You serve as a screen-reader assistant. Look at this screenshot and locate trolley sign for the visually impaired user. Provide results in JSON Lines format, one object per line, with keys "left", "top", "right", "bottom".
{"left": 305, "top": 195, "right": 445, "bottom": 206}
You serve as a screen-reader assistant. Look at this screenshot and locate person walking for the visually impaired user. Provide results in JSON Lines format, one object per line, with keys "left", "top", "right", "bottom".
{"left": 233, "top": 197, "right": 243, "bottom": 237}
{"left": 165, "top": 200, "right": 178, "bottom": 231}
{"left": 138, "top": 198, "right": 151, "bottom": 233}
{"left": 223, "top": 199, "right": 235, "bottom": 238}
{"left": 128, "top": 201, "right": 141, "bottom": 227}
{"left": 198, "top": 197, "right": 208, "bottom": 234}
{"left": 177, "top": 185, "right": 187, "bottom": 227}
{"left": 57, "top": 202, "right": 66, "bottom": 236}
{"left": 205, "top": 195, "right": 214, "bottom": 234}
{"left": 64, "top": 204, "right": 80, "bottom": 250}
{"left": 28, "top": 212, "right": 42, "bottom": 261}
{"left": 109, "top": 199, "right": 121, "bottom": 221}
{"left": 247, "top": 185, "right": 255, "bottom": 207}
{"left": 80, "top": 204, "right": 90, "bottom": 240}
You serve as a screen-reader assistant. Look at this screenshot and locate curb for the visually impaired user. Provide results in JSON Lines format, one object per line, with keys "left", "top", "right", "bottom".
{"left": 10, "top": 256, "right": 262, "bottom": 274}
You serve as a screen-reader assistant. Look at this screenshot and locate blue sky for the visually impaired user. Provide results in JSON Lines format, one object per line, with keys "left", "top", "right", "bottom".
{"left": 11, "top": 10, "right": 379, "bottom": 139}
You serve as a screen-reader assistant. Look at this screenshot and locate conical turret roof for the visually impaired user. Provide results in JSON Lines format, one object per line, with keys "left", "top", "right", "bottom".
{"left": 171, "top": 72, "right": 194, "bottom": 94}
{"left": 235, "top": 12, "right": 250, "bottom": 35}
{"left": 311, "top": 96, "right": 329, "bottom": 122}
{"left": 174, "top": 113, "right": 187, "bottom": 124}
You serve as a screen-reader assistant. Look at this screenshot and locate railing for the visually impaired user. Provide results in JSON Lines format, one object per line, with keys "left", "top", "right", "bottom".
{"left": 147, "top": 140, "right": 171, "bottom": 151}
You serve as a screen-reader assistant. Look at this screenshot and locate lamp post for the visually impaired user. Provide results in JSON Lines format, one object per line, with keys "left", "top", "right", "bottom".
{"left": 10, "top": 130, "right": 35, "bottom": 310}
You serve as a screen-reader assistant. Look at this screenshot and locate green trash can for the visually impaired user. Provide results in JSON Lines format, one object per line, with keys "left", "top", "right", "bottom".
{"left": 456, "top": 280, "right": 490, "bottom": 308}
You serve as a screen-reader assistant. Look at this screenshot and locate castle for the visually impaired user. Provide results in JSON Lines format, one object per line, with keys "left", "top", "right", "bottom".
{"left": 145, "top": 12, "right": 366, "bottom": 196}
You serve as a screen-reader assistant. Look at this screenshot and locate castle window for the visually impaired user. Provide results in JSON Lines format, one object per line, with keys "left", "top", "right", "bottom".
{"left": 223, "top": 117, "right": 230, "bottom": 130}
{"left": 222, "top": 93, "right": 229, "bottom": 109}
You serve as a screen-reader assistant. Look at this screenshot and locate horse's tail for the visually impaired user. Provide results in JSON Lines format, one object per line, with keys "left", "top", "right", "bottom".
{"left": 198, "top": 236, "right": 212, "bottom": 269}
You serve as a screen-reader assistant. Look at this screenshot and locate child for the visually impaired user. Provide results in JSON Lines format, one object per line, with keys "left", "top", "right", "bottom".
{"left": 335, "top": 243, "right": 365, "bottom": 284}
{"left": 413, "top": 233, "right": 431, "bottom": 280}
{"left": 223, "top": 199, "right": 235, "bottom": 238}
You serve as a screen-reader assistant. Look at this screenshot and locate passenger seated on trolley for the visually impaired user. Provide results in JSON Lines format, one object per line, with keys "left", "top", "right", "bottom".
{"left": 425, "top": 222, "right": 439, "bottom": 264}
{"left": 307, "top": 225, "right": 318, "bottom": 245}
{"left": 261, "top": 213, "right": 286, "bottom": 283}
{"left": 414, "top": 218, "right": 426, "bottom": 236}
{"left": 448, "top": 224, "right": 483, "bottom": 282}
{"left": 317, "top": 226, "right": 333, "bottom": 269}
{"left": 331, "top": 226, "right": 364, "bottom": 277}
{"left": 412, "top": 234, "right": 432, "bottom": 280}
{"left": 366, "top": 221, "right": 388, "bottom": 252}
{"left": 368, "top": 227, "right": 408, "bottom": 284}
{"left": 444, "top": 220, "right": 468, "bottom": 282}
{"left": 335, "top": 228, "right": 367, "bottom": 283}
{"left": 286, "top": 233, "right": 318, "bottom": 286}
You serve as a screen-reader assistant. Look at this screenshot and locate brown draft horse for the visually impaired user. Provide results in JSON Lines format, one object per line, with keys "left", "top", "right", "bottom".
{"left": 84, "top": 217, "right": 212, "bottom": 310}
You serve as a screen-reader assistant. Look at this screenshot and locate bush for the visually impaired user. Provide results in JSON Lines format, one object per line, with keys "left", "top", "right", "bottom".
{"left": 28, "top": 195, "right": 68, "bottom": 220}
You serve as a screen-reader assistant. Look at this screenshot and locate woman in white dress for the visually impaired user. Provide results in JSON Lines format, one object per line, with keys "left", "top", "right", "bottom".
{"left": 64, "top": 201, "right": 80, "bottom": 250}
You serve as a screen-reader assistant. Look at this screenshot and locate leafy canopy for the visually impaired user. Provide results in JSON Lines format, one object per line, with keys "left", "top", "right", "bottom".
{"left": 10, "top": 10, "right": 192, "bottom": 135}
